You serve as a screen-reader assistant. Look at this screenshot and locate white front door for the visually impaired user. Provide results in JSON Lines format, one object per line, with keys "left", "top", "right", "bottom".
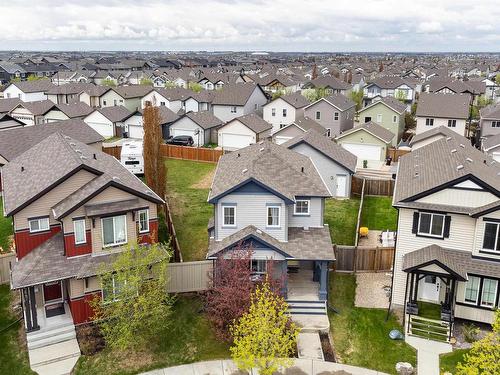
{"left": 336, "top": 175, "right": 348, "bottom": 197}
{"left": 419, "top": 275, "right": 441, "bottom": 302}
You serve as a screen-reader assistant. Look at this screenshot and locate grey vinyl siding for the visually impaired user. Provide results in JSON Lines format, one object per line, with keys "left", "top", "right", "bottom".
{"left": 480, "top": 119, "right": 500, "bottom": 138}
{"left": 290, "top": 143, "right": 352, "bottom": 198}
{"left": 304, "top": 101, "right": 354, "bottom": 137}
{"left": 288, "top": 197, "right": 323, "bottom": 228}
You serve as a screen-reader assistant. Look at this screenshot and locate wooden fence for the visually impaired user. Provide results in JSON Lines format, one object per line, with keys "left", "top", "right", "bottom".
{"left": 334, "top": 245, "right": 395, "bottom": 272}
{"left": 164, "top": 200, "right": 182, "bottom": 262}
{"left": 0, "top": 253, "right": 15, "bottom": 285}
{"left": 351, "top": 176, "right": 394, "bottom": 197}
{"left": 102, "top": 144, "right": 223, "bottom": 163}
{"left": 387, "top": 148, "right": 410, "bottom": 162}
{"left": 167, "top": 260, "right": 213, "bottom": 293}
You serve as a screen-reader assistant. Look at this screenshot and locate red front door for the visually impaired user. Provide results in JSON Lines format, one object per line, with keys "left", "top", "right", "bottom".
{"left": 43, "top": 281, "right": 62, "bottom": 303}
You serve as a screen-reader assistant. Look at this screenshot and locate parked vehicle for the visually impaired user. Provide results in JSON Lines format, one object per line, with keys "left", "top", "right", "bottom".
{"left": 120, "top": 140, "right": 144, "bottom": 175}
{"left": 166, "top": 135, "right": 194, "bottom": 146}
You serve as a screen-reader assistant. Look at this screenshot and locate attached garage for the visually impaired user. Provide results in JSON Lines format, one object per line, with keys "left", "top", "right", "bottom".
{"left": 342, "top": 143, "right": 382, "bottom": 163}
{"left": 218, "top": 114, "right": 271, "bottom": 151}
{"left": 167, "top": 112, "right": 222, "bottom": 147}
{"left": 220, "top": 133, "right": 254, "bottom": 149}
{"left": 84, "top": 106, "right": 132, "bottom": 139}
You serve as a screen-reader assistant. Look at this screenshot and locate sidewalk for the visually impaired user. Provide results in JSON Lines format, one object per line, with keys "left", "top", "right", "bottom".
{"left": 140, "top": 359, "right": 389, "bottom": 375}
{"left": 406, "top": 335, "right": 452, "bottom": 375}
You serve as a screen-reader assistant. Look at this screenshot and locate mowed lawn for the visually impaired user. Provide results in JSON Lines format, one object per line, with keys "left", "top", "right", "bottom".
{"left": 75, "top": 295, "right": 229, "bottom": 375}
{"left": 0, "top": 286, "right": 34, "bottom": 375}
{"left": 165, "top": 159, "right": 215, "bottom": 261}
{"left": 440, "top": 348, "right": 470, "bottom": 374}
{"left": 360, "top": 196, "right": 398, "bottom": 231}
{"left": 324, "top": 198, "right": 360, "bottom": 245}
{"left": 0, "top": 198, "right": 13, "bottom": 252}
{"left": 328, "top": 273, "right": 416, "bottom": 374}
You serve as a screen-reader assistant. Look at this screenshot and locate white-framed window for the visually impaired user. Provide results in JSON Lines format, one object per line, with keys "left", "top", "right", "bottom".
{"left": 425, "top": 118, "right": 434, "bottom": 126}
{"left": 74, "top": 219, "right": 86, "bottom": 245}
{"left": 448, "top": 119, "right": 457, "bottom": 128}
{"left": 294, "top": 200, "right": 310, "bottom": 215}
{"left": 138, "top": 209, "right": 149, "bottom": 233}
{"left": 267, "top": 206, "right": 280, "bottom": 227}
{"left": 222, "top": 205, "right": 236, "bottom": 227}
{"left": 481, "top": 278, "right": 498, "bottom": 307}
{"left": 377, "top": 114, "right": 382, "bottom": 122}
{"left": 102, "top": 276, "right": 128, "bottom": 303}
{"left": 491, "top": 121, "right": 500, "bottom": 128}
{"left": 334, "top": 112, "right": 339, "bottom": 121}
{"left": 482, "top": 222, "right": 500, "bottom": 252}
{"left": 464, "top": 276, "right": 480, "bottom": 304}
{"left": 393, "top": 115, "right": 398, "bottom": 123}
{"left": 418, "top": 212, "right": 445, "bottom": 237}
{"left": 29, "top": 217, "right": 50, "bottom": 233}
{"left": 271, "top": 108, "right": 276, "bottom": 117}
{"left": 316, "top": 111, "right": 321, "bottom": 120}
{"left": 282, "top": 108, "right": 287, "bottom": 117}
{"left": 160, "top": 101, "right": 165, "bottom": 106}
{"left": 231, "top": 106, "right": 237, "bottom": 113}
{"left": 102, "top": 215, "right": 127, "bottom": 247}
{"left": 251, "top": 259, "right": 267, "bottom": 274}
{"left": 326, "top": 128, "right": 331, "bottom": 137}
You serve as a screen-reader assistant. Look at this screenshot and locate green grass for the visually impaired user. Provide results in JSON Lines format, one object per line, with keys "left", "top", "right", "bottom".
{"left": 0, "top": 198, "right": 13, "bottom": 252}
{"left": 440, "top": 349, "right": 470, "bottom": 374}
{"left": 324, "top": 198, "right": 360, "bottom": 245}
{"left": 75, "top": 295, "right": 229, "bottom": 375}
{"left": 0, "top": 285, "right": 34, "bottom": 375}
{"left": 360, "top": 196, "right": 398, "bottom": 231}
{"left": 165, "top": 159, "right": 215, "bottom": 261}
{"left": 328, "top": 273, "right": 416, "bottom": 374}
{"left": 417, "top": 301, "right": 442, "bottom": 320}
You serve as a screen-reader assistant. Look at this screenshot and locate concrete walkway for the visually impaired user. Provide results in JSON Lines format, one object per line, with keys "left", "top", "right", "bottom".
{"left": 406, "top": 335, "right": 452, "bottom": 375}
{"left": 297, "top": 332, "right": 324, "bottom": 361}
{"left": 140, "top": 359, "right": 389, "bottom": 375}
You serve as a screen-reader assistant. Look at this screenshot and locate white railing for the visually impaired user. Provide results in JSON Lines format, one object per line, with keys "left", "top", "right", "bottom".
{"left": 408, "top": 315, "right": 451, "bottom": 343}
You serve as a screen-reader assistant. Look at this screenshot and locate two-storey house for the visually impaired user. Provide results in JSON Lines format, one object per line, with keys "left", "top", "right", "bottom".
{"left": 479, "top": 103, "right": 500, "bottom": 159}
{"left": 262, "top": 92, "right": 310, "bottom": 134}
{"left": 391, "top": 137, "right": 500, "bottom": 335}
{"left": 211, "top": 83, "right": 268, "bottom": 123}
{"left": 363, "top": 77, "right": 415, "bottom": 107}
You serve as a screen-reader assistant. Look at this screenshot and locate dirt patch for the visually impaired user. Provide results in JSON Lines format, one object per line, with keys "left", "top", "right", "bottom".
{"left": 190, "top": 169, "right": 215, "bottom": 189}
{"left": 320, "top": 332, "right": 336, "bottom": 362}
{"left": 76, "top": 324, "right": 106, "bottom": 356}
{"left": 355, "top": 273, "right": 391, "bottom": 309}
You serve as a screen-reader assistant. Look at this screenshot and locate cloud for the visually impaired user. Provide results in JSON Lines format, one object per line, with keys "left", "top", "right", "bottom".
{"left": 416, "top": 21, "right": 443, "bottom": 34}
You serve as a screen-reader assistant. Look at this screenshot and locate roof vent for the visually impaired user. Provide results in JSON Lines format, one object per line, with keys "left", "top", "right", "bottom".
{"left": 93, "top": 153, "right": 97, "bottom": 160}
{"left": 242, "top": 168, "right": 248, "bottom": 173}
{"left": 259, "top": 147, "right": 265, "bottom": 152}
{"left": 21, "top": 166, "right": 24, "bottom": 172}
{"left": 70, "top": 142, "right": 76, "bottom": 147}
{"left": 259, "top": 140, "right": 264, "bottom": 144}
{"left": 301, "top": 167, "right": 304, "bottom": 173}
{"left": 256, "top": 229, "right": 262, "bottom": 234}
{"left": 459, "top": 143, "right": 465, "bottom": 148}
{"left": 466, "top": 157, "right": 473, "bottom": 163}
{"left": 112, "top": 176, "right": 120, "bottom": 180}
{"left": 64, "top": 135, "right": 71, "bottom": 140}
{"left": 75, "top": 149, "right": 82, "bottom": 154}
{"left": 446, "top": 137, "right": 452, "bottom": 141}
{"left": 451, "top": 149, "right": 457, "bottom": 153}
{"left": 457, "top": 164, "right": 464, "bottom": 170}
{"left": 414, "top": 172, "right": 419, "bottom": 177}
{"left": 80, "top": 155, "right": 87, "bottom": 160}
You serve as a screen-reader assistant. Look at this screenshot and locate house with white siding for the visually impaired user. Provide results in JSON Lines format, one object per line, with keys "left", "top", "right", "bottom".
{"left": 166, "top": 111, "right": 222, "bottom": 147}
{"left": 391, "top": 137, "right": 500, "bottom": 337}
{"left": 262, "top": 92, "right": 310, "bottom": 134}
{"left": 212, "top": 83, "right": 268, "bottom": 123}
{"left": 217, "top": 113, "right": 272, "bottom": 151}
{"left": 84, "top": 106, "right": 132, "bottom": 138}
{"left": 1, "top": 80, "right": 53, "bottom": 102}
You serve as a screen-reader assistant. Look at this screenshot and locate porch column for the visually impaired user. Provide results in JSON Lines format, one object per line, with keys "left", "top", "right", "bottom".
{"left": 318, "top": 261, "right": 328, "bottom": 301}
{"left": 281, "top": 260, "right": 288, "bottom": 299}
{"left": 22, "top": 286, "right": 39, "bottom": 332}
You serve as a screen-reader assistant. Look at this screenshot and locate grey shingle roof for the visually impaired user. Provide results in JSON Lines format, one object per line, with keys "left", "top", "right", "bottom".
{"left": 185, "top": 111, "right": 223, "bottom": 130}
{"left": 273, "top": 92, "right": 310, "bottom": 109}
{"left": 336, "top": 121, "right": 394, "bottom": 143}
{"left": 56, "top": 102, "right": 94, "bottom": 118}
{"left": 361, "top": 96, "right": 407, "bottom": 114}
{"left": 306, "top": 93, "right": 355, "bottom": 112}
{"left": 232, "top": 113, "right": 272, "bottom": 134}
{"left": 483, "top": 133, "right": 500, "bottom": 151}
{"left": 283, "top": 129, "right": 357, "bottom": 173}
{"left": 18, "top": 99, "right": 56, "bottom": 116}
{"left": 208, "top": 140, "right": 330, "bottom": 203}
{"left": 94, "top": 105, "right": 132, "bottom": 122}
{"left": 416, "top": 92, "right": 470, "bottom": 119}
{"left": 113, "top": 85, "right": 153, "bottom": 99}
{"left": 0, "top": 119, "right": 103, "bottom": 162}
{"left": 409, "top": 125, "right": 465, "bottom": 146}
{"left": 207, "top": 225, "right": 334, "bottom": 260}
{"left": 480, "top": 103, "right": 500, "bottom": 120}
{"left": 0, "top": 98, "right": 22, "bottom": 113}
{"left": 308, "top": 75, "right": 351, "bottom": 90}
{"left": 292, "top": 116, "right": 326, "bottom": 134}
{"left": 5, "top": 79, "right": 54, "bottom": 93}
{"left": 212, "top": 82, "right": 264, "bottom": 106}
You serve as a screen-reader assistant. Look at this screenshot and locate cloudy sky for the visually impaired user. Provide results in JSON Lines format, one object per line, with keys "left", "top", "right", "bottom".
{"left": 1, "top": 0, "right": 499, "bottom": 52}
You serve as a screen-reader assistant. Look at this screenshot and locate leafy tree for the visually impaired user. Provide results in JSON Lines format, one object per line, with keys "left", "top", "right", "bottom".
{"left": 302, "top": 87, "right": 328, "bottom": 102}
{"left": 456, "top": 309, "right": 500, "bottom": 375}
{"left": 404, "top": 112, "right": 416, "bottom": 130}
{"left": 349, "top": 90, "right": 364, "bottom": 111}
{"left": 90, "top": 243, "right": 173, "bottom": 350}
{"left": 471, "top": 95, "right": 493, "bottom": 120}
{"left": 495, "top": 74, "right": 500, "bottom": 86}
{"left": 143, "top": 104, "right": 166, "bottom": 200}
{"left": 27, "top": 74, "right": 47, "bottom": 81}
{"left": 188, "top": 82, "right": 203, "bottom": 93}
{"left": 101, "top": 78, "right": 116, "bottom": 87}
{"left": 230, "top": 282, "right": 299, "bottom": 375}
{"left": 9, "top": 77, "right": 21, "bottom": 83}
{"left": 140, "top": 77, "right": 153, "bottom": 86}
{"left": 165, "top": 81, "right": 177, "bottom": 89}
{"left": 395, "top": 89, "right": 407, "bottom": 102}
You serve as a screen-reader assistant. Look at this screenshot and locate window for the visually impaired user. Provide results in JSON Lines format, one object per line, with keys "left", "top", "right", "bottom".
{"left": 492, "top": 121, "right": 500, "bottom": 128}
{"left": 326, "top": 128, "right": 331, "bottom": 137}
{"left": 481, "top": 278, "right": 498, "bottom": 307}
{"left": 393, "top": 115, "right": 398, "bottom": 123}
{"left": 282, "top": 108, "right": 287, "bottom": 117}
{"left": 102, "top": 100, "right": 107, "bottom": 106}
{"left": 279, "top": 123, "right": 286, "bottom": 129}
{"left": 231, "top": 106, "right": 237, "bottom": 113}
{"left": 102, "top": 276, "right": 127, "bottom": 303}
{"left": 267, "top": 206, "right": 280, "bottom": 227}
{"left": 74, "top": 219, "right": 86, "bottom": 245}
{"left": 448, "top": 119, "right": 457, "bottom": 128}
{"left": 160, "top": 101, "right": 165, "bottom": 106}
{"left": 377, "top": 114, "right": 382, "bottom": 122}
{"left": 29, "top": 217, "right": 50, "bottom": 233}
{"left": 294, "top": 200, "right": 310, "bottom": 215}
{"left": 138, "top": 209, "right": 149, "bottom": 233}
{"left": 251, "top": 259, "right": 267, "bottom": 274}
{"left": 482, "top": 222, "right": 500, "bottom": 252}
{"left": 271, "top": 108, "right": 276, "bottom": 117}
{"left": 425, "top": 118, "right": 434, "bottom": 126}
{"left": 334, "top": 112, "right": 339, "bottom": 121}
{"left": 102, "top": 215, "right": 127, "bottom": 247}
{"left": 418, "top": 212, "right": 445, "bottom": 237}
{"left": 464, "top": 276, "right": 480, "bottom": 304}
{"left": 316, "top": 111, "right": 321, "bottom": 120}
{"left": 223, "top": 206, "right": 236, "bottom": 227}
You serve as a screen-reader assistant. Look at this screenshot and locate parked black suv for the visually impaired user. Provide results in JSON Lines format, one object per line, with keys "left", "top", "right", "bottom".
{"left": 166, "top": 135, "right": 194, "bottom": 146}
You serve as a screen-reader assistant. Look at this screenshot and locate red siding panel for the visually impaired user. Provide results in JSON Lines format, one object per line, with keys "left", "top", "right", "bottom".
{"left": 15, "top": 225, "right": 61, "bottom": 259}
{"left": 69, "top": 292, "right": 101, "bottom": 325}
{"left": 65, "top": 230, "right": 92, "bottom": 257}
{"left": 138, "top": 219, "right": 158, "bottom": 245}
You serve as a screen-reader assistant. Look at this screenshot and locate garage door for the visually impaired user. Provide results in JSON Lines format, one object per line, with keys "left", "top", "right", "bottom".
{"left": 342, "top": 143, "right": 382, "bottom": 162}
{"left": 128, "top": 125, "right": 144, "bottom": 139}
{"left": 171, "top": 128, "right": 200, "bottom": 146}
{"left": 221, "top": 133, "right": 253, "bottom": 150}
{"left": 87, "top": 122, "right": 113, "bottom": 138}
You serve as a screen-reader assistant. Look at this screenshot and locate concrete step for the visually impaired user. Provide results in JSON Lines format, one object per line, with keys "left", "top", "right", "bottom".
{"left": 27, "top": 324, "right": 76, "bottom": 344}
{"left": 32, "top": 354, "right": 80, "bottom": 375}
{"left": 287, "top": 300, "right": 327, "bottom": 316}
{"left": 29, "top": 339, "right": 80, "bottom": 367}
{"left": 28, "top": 329, "right": 76, "bottom": 350}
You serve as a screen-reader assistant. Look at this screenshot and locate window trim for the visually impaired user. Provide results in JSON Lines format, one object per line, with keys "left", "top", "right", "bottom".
{"left": 266, "top": 205, "right": 281, "bottom": 228}
{"left": 101, "top": 215, "right": 128, "bottom": 248}
{"left": 222, "top": 205, "right": 236, "bottom": 228}
{"left": 447, "top": 119, "right": 457, "bottom": 128}
{"left": 294, "top": 199, "right": 311, "bottom": 216}
{"left": 28, "top": 216, "right": 50, "bottom": 233}
{"left": 250, "top": 259, "right": 267, "bottom": 275}
{"left": 315, "top": 111, "right": 321, "bottom": 120}
{"left": 73, "top": 219, "right": 87, "bottom": 245}
{"left": 482, "top": 221, "right": 500, "bottom": 253}
{"left": 425, "top": 118, "right": 434, "bottom": 126}
{"left": 138, "top": 209, "right": 150, "bottom": 234}
{"left": 417, "top": 212, "right": 445, "bottom": 238}
{"left": 480, "top": 278, "right": 498, "bottom": 308}
{"left": 271, "top": 108, "right": 276, "bottom": 117}
{"left": 393, "top": 115, "right": 398, "bottom": 123}
{"left": 282, "top": 108, "right": 287, "bottom": 117}
{"left": 464, "top": 275, "right": 480, "bottom": 305}
{"left": 334, "top": 112, "right": 339, "bottom": 121}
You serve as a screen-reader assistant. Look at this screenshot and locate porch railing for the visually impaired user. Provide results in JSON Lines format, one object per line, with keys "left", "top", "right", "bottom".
{"left": 408, "top": 315, "right": 451, "bottom": 343}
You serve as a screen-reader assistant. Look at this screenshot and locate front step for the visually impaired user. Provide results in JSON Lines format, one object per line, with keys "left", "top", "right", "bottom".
{"left": 27, "top": 324, "right": 76, "bottom": 348}
{"left": 29, "top": 339, "right": 81, "bottom": 367}
{"left": 287, "top": 300, "right": 327, "bottom": 316}
{"left": 28, "top": 330, "right": 77, "bottom": 350}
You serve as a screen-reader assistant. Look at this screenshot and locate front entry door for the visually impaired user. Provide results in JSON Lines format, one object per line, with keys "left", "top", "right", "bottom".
{"left": 43, "top": 281, "right": 62, "bottom": 303}
{"left": 336, "top": 175, "right": 347, "bottom": 197}
{"left": 419, "top": 275, "right": 440, "bottom": 302}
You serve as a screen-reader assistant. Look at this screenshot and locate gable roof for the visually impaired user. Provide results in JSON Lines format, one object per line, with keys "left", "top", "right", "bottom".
{"left": 336, "top": 121, "right": 394, "bottom": 144}
{"left": 416, "top": 92, "right": 470, "bottom": 119}
{"left": 0, "top": 114, "right": 24, "bottom": 131}
{"left": 113, "top": 85, "right": 153, "bottom": 99}
{"left": 228, "top": 113, "right": 272, "bottom": 134}
{"left": 12, "top": 99, "right": 56, "bottom": 116}
{"left": 483, "top": 134, "right": 500, "bottom": 151}
{"left": 266, "top": 92, "right": 310, "bottom": 109}
{"left": 480, "top": 103, "right": 500, "bottom": 120}
{"left": 367, "top": 76, "right": 409, "bottom": 89}
{"left": 307, "top": 75, "right": 351, "bottom": 90}
{"left": 183, "top": 111, "right": 223, "bottom": 130}
{"left": 360, "top": 96, "right": 407, "bottom": 114}
{"left": 4, "top": 79, "right": 54, "bottom": 93}
{"left": 283, "top": 130, "right": 357, "bottom": 173}
{"left": 305, "top": 93, "right": 355, "bottom": 112}
{"left": 0, "top": 98, "right": 22, "bottom": 113}
{"left": 92, "top": 105, "right": 132, "bottom": 122}
{"left": 409, "top": 125, "right": 466, "bottom": 147}
{"left": 292, "top": 116, "right": 326, "bottom": 134}
{"left": 55, "top": 101, "right": 94, "bottom": 118}
{"left": 212, "top": 82, "right": 265, "bottom": 106}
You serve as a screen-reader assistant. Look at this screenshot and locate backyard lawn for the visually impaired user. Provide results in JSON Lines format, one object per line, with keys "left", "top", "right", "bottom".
{"left": 324, "top": 198, "right": 360, "bottom": 245}
{"left": 0, "top": 198, "right": 13, "bottom": 252}
{"left": 328, "top": 273, "right": 416, "bottom": 374}
{"left": 440, "top": 348, "right": 470, "bottom": 374}
{"left": 360, "top": 196, "right": 398, "bottom": 231}
{"left": 165, "top": 159, "right": 216, "bottom": 261}
{"left": 75, "top": 295, "right": 229, "bottom": 375}
{"left": 0, "top": 285, "right": 34, "bottom": 375}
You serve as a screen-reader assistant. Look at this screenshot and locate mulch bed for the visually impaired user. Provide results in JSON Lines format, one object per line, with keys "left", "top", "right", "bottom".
{"left": 76, "top": 324, "right": 106, "bottom": 356}
{"left": 319, "top": 332, "right": 336, "bottom": 362}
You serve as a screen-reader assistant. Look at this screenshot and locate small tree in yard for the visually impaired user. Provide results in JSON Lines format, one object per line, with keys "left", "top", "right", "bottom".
{"left": 143, "top": 104, "right": 166, "bottom": 200}
{"left": 230, "top": 282, "right": 299, "bottom": 375}
{"left": 456, "top": 309, "right": 500, "bottom": 375}
{"left": 90, "top": 243, "right": 174, "bottom": 350}
{"left": 188, "top": 82, "right": 203, "bottom": 93}
{"left": 349, "top": 89, "right": 364, "bottom": 112}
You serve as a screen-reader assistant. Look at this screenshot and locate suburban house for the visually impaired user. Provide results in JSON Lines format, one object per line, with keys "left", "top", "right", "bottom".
{"left": 410, "top": 126, "right": 468, "bottom": 150}
{"left": 363, "top": 77, "right": 415, "bottom": 107}
{"left": 262, "top": 92, "right": 310, "bottom": 133}
{"left": 335, "top": 121, "right": 394, "bottom": 169}
{"left": 303, "top": 94, "right": 356, "bottom": 138}
{"left": 166, "top": 111, "right": 223, "bottom": 146}
{"left": 123, "top": 106, "right": 179, "bottom": 140}
{"left": 0, "top": 61, "right": 26, "bottom": 84}
{"left": 45, "top": 83, "right": 94, "bottom": 105}
{"left": 9, "top": 100, "right": 56, "bottom": 126}
{"left": 84, "top": 106, "right": 132, "bottom": 138}
{"left": 283, "top": 130, "right": 357, "bottom": 198}
{"left": 206, "top": 141, "right": 335, "bottom": 306}
{"left": 272, "top": 116, "right": 325, "bottom": 145}
{"left": 141, "top": 87, "right": 213, "bottom": 114}
{"left": 0, "top": 97, "right": 22, "bottom": 115}
{"left": 217, "top": 113, "right": 272, "bottom": 151}
{"left": 302, "top": 75, "right": 352, "bottom": 96}
{"left": 77, "top": 85, "right": 111, "bottom": 108}
{"left": 3, "top": 133, "right": 163, "bottom": 372}
{"left": 212, "top": 83, "right": 268, "bottom": 123}
{"left": 358, "top": 96, "right": 407, "bottom": 147}
{"left": 0, "top": 113, "right": 24, "bottom": 131}
{"left": 390, "top": 137, "right": 500, "bottom": 332}
{"left": 479, "top": 103, "right": 500, "bottom": 141}
{"left": 1, "top": 80, "right": 53, "bottom": 102}
{"left": 426, "top": 79, "right": 486, "bottom": 105}
{"left": 43, "top": 102, "right": 94, "bottom": 123}
{"left": 101, "top": 85, "right": 153, "bottom": 112}
{"left": 415, "top": 93, "right": 471, "bottom": 137}
{"left": 481, "top": 135, "right": 500, "bottom": 162}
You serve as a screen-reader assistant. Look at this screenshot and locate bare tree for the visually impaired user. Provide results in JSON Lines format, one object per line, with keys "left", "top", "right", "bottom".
{"left": 143, "top": 104, "right": 166, "bottom": 200}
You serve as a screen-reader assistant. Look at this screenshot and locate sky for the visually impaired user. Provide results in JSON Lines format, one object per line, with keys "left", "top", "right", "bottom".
{"left": 0, "top": 0, "right": 499, "bottom": 52}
